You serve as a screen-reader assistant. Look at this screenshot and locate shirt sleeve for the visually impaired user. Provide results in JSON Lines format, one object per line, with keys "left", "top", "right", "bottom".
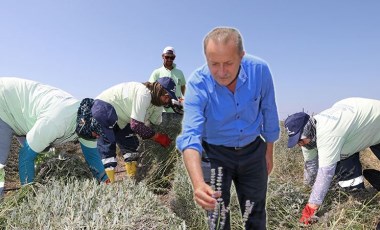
{"left": 130, "top": 118, "right": 155, "bottom": 139}
{"left": 304, "top": 156, "right": 319, "bottom": 186}
{"left": 176, "top": 75, "right": 207, "bottom": 155}
{"left": 258, "top": 63, "right": 280, "bottom": 143}
{"left": 130, "top": 89, "right": 151, "bottom": 123}
{"left": 26, "top": 117, "right": 64, "bottom": 152}
{"left": 308, "top": 163, "right": 337, "bottom": 205}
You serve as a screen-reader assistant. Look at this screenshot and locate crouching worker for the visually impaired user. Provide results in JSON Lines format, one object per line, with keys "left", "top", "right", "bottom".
{"left": 0, "top": 77, "right": 117, "bottom": 197}
{"left": 95, "top": 77, "right": 177, "bottom": 182}
{"left": 284, "top": 97, "right": 380, "bottom": 225}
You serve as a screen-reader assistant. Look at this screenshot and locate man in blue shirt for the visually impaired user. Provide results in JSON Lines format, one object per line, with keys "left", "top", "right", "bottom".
{"left": 176, "top": 27, "right": 280, "bottom": 230}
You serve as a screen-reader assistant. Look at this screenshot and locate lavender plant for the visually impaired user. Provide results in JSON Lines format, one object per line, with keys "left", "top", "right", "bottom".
{"left": 208, "top": 167, "right": 258, "bottom": 230}
{"left": 208, "top": 167, "right": 228, "bottom": 230}
{"left": 242, "top": 200, "right": 255, "bottom": 225}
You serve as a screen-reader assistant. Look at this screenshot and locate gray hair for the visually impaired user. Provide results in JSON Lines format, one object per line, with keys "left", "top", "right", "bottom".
{"left": 203, "top": 27, "right": 244, "bottom": 55}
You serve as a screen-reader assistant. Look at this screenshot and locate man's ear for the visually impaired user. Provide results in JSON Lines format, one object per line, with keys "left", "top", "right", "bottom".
{"left": 240, "top": 50, "right": 245, "bottom": 59}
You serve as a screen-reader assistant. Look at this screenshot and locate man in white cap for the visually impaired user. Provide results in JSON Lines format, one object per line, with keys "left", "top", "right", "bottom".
{"left": 149, "top": 46, "right": 186, "bottom": 129}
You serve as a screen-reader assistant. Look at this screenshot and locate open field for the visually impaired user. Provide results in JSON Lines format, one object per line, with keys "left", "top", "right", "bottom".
{"left": 2, "top": 123, "right": 380, "bottom": 229}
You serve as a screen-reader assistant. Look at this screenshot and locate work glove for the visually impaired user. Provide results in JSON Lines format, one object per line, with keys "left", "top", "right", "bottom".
{"left": 153, "top": 133, "right": 171, "bottom": 148}
{"left": 299, "top": 204, "right": 318, "bottom": 225}
{"left": 171, "top": 99, "right": 184, "bottom": 115}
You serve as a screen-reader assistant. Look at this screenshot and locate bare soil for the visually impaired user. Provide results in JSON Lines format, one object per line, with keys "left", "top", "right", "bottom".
{"left": 3, "top": 138, "right": 21, "bottom": 192}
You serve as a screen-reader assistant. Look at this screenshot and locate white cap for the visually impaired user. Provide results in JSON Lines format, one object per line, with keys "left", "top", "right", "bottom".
{"left": 162, "top": 46, "right": 175, "bottom": 55}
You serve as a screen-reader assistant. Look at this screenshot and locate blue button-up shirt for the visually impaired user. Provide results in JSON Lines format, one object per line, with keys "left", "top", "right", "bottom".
{"left": 176, "top": 54, "right": 280, "bottom": 155}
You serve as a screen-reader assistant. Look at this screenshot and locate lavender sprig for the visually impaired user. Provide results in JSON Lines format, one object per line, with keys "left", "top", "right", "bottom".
{"left": 242, "top": 200, "right": 255, "bottom": 224}
{"left": 208, "top": 167, "right": 229, "bottom": 230}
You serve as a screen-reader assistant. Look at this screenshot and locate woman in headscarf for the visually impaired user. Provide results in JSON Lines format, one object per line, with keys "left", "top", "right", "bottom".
{"left": 95, "top": 77, "right": 177, "bottom": 181}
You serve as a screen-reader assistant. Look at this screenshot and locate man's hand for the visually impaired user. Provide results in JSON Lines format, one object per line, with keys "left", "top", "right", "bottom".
{"left": 300, "top": 203, "right": 318, "bottom": 225}
{"left": 193, "top": 182, "right": 221, "bottom": 210}
{"left": 182, "top": 148, "right": 219, "bottom": 210}
{"left": 171, "top": 99, "right": 184, "bottom": 115}
{"left": 266, "top": 142, "right": 274, "bottom": 175}
{"left": 152, "top": 133, "right": 171, "bottom": 148}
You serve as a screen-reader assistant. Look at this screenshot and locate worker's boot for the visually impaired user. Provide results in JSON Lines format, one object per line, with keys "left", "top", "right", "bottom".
{"left": 125, "top": 161, "right": 137, "bottom": 178}
{"left": 105, "top": 167, "right": 115, "bottom": 183}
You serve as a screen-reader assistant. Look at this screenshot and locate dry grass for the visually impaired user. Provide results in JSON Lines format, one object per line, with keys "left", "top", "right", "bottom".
{"left": 2, "top": 122, "right": 380, "bottom": 229}
{"left": 1, "top": 178, "right": 185, "bottom": 229}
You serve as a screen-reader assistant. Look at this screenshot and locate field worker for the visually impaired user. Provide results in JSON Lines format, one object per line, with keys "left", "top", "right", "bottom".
{"left": 149, "top": 46, "right": 186, "bottom": 126}
{"left": 95, "top": 77, "right": 177, "bottom": 181}
{"left": 176, "top": 27, "right": 280, "bottom": 230}
{"left": 0, "top": 77, "right": 116, "bottom": 196}
{"left": 284, "top": 97, "right": 380, "bottom": 225}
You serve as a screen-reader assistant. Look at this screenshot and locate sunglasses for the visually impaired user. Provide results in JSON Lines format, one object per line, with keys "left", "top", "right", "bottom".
{"left": 164, "top": 56, "right": 175, "bottom": 60}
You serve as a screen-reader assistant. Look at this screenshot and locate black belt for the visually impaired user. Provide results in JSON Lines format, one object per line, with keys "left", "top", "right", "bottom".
{"left": 222, "top": 137, "right": 259, "bottom": 151}
{"left": 224, "top": 146, "right": 245, "bottom": 151}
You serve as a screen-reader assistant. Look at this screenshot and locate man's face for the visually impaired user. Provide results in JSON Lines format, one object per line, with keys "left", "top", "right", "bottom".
{"left": 298, "top": 138, "right": 316, "bottom": 150}
{"left": 160, "top": 94, "right": 171, "bottom": 106}
{"left": 162, "top": 54, "right": 175, "bottom": 68}
{"left": 298, "top": 138, "right": 311, "bottom": 147}
{"left": 205, "top": 39, "right": 244, "bottom": 86}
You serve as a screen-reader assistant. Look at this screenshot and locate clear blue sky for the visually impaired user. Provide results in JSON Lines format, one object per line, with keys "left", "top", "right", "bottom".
{"left": 1, "top": 1, "right": 379, "bottom": 119}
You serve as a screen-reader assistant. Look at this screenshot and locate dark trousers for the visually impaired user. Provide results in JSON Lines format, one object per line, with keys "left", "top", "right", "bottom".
{"left": 369, "top": 144, "right": 380, "bottom": 160}
{"left": 335, "top": 143, "right": 380, "bottom": 189}
{"left": 335, "top": 152, "right": 364, "bottom": 189}
{"left": 202, "top": 137, "right": 268, "bottom": 230}
{"left": 97, "top": 123, "right": 140, "bottom": 168}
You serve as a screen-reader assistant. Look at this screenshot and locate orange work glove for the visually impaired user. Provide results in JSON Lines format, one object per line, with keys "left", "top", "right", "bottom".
{"left": 299, "top": 204, "right": 318, "bottom": 225}
{"left": 153, "top": 133, "right": 171, "bottom": 148}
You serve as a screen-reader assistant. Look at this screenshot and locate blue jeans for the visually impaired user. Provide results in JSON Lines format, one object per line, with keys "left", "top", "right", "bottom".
{"left": 202, "top": 137, "right": 268, "bottom": 230}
